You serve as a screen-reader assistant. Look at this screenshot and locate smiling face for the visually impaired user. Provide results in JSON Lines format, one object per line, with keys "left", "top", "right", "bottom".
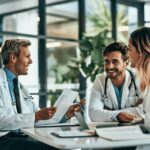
{"left": 104, "top": 51, "right": 127, "bottom": 80}
{"left": 13, "top": 46, "right": 32, "bottom": 76}
{"left": 128, "top": 38, "right": 140, "bottom": 68}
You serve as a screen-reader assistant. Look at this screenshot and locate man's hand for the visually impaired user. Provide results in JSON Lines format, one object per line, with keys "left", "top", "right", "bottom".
{"left": 135, "top": 98, "right": 144, "bottom": 107}
{"left": 66, "top": 100, "right": 85, "bottom": 119}
{"left": 35, "top": 107, "right": 56, "bottom": 122}
{"left": 117, "top": 112, "right": 137, "bottom": 123}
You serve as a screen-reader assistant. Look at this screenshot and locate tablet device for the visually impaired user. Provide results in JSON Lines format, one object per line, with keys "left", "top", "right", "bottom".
{"left": 51, "top": 130, "right": 94, "bottom": 138}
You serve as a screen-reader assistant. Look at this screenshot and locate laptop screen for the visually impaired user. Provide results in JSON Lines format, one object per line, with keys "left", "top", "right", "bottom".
{"left": 74, "top": 112, "right": 90, "bottom": 130}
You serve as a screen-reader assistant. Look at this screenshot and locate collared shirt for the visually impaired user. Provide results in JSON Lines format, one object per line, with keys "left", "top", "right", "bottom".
{"left": 4, "top": 67, "right": 16, "bottom": 105}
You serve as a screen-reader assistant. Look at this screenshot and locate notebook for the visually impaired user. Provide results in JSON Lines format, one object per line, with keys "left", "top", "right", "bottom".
{"left": 51, "top": 112, "right": 118, "bottom": 138}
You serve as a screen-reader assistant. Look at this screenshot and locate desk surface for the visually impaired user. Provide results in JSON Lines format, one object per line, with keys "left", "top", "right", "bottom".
{"left": 22, "top": 126, "right": 150, "bottom": 150}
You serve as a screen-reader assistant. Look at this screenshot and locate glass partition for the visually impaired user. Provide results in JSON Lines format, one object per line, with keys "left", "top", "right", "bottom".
{"left": 145, "top": 3, "right": 150, "bottom": 25}
{"left": 46, "top": 1, "right": 78, "bottom": 40}
{"left": 47, "top": 40, "right": 79, "bottom": 86}
{"left": 117, "top": 4, "right": 138, "bottom": 43}
{"left": 46, "top": 39, "right": 79, "bottom": 105}
{"left": 3, "top": 10, "right": 38, "bottom": 35}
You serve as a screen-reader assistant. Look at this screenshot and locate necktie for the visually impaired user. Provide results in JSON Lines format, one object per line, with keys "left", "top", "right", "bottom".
{"left": 13, "top": 78, "right": 21, "bottom": 113}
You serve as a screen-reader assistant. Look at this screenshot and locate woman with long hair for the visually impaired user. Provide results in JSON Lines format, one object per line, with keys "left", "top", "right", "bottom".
{"left": 128, "top": 26, "right": 150, "bottom": 150}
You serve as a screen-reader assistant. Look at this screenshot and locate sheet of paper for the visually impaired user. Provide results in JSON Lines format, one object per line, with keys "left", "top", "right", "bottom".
{"left": 96, "top": 125, "right": 150, "bottom": 141}
{"left": 35, "top": 89, "right": 78, "bottom": 125}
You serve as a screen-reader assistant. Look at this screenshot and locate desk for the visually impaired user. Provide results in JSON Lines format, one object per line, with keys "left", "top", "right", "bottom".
{"left": 22, "top": 126, "right": 150, "bottom": 150}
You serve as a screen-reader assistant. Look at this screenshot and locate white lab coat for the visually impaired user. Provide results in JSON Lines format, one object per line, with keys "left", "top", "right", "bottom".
{"left": 89, "top": 70, "right": 143, "bottom": 122}
{"left": 136, "top": 88, "right": 150, "bottom": 150}
{"left": 0, "top": 68, "right": 38, "bottom": 131}
{"left": 143, "top": 88, "right": 150, "bottom": 131}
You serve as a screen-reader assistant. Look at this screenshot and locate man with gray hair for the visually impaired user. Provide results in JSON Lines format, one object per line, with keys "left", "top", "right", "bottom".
{"left": 0, "top": 39, "right": 80, "bottom": 150}
{"left": 0, "top": 39, "right": 57, "bottom": 129}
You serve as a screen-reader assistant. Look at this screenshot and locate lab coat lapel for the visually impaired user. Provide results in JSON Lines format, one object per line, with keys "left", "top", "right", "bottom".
{"left": 107, "top": 78, "right": 118, "bottom": 108}
{"left": 18, "top": 82, "right": 31, "bottom": 113}
{"left": 0, "top": 69, "right": 15, "bottom": 110}
{"left": 121, "top": 70, "right": 131, "bottom": 108}
{"left": 2, "top": 80, "right": 13, "bottom": 107}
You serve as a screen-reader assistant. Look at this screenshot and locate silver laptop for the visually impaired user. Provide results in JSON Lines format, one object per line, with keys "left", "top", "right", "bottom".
{"left": 74, "top": 112, "right": 90, "bottom": 130}
{"left": 74, "top": 112, "right": 119, "bottom": 130}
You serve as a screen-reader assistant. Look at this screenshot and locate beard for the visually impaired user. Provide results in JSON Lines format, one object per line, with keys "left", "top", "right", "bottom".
{"left": 106, "top": 69, "right": 123, "bottom": 80}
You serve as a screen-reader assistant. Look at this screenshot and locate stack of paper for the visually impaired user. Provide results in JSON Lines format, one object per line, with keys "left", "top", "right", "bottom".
{"left": 96, "top": 125, "right": 150, "bottom": 141}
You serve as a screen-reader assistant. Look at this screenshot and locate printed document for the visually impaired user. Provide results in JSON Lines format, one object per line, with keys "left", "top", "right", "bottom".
{"left": 96, "top": 125, "right": 150, "bottom": 141}
{"left": 35, "top": 89, "right": 78, "bottom": 126}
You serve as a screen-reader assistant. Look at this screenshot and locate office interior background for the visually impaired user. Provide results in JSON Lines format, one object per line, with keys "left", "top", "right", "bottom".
{"left": 0, "top": 0, "right": 150, "bottom": 108}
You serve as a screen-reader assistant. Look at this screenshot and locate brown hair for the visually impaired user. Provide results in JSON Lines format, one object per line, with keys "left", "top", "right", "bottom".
{"left": 130, "top": 27, "right": 150, "bottom": 91}
{"left": 103, "top": 42, "right": 128, "bottom": 61}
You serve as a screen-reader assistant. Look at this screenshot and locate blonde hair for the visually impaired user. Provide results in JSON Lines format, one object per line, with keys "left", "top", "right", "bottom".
{"left": 130, "top": 27, "right": 150, "bottom": 92}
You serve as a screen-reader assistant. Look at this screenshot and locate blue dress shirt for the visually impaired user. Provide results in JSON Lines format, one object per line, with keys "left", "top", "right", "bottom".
{"left": 4, "top": 67, "right": 16, "bottom": 105}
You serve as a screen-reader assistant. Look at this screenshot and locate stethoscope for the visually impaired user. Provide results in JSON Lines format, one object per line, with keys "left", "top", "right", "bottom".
{"left": 20, "top": 83, "right": 33, "bottom": 101}
{"left": 102, "top": 69, "right": 139, "bottom": 102}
